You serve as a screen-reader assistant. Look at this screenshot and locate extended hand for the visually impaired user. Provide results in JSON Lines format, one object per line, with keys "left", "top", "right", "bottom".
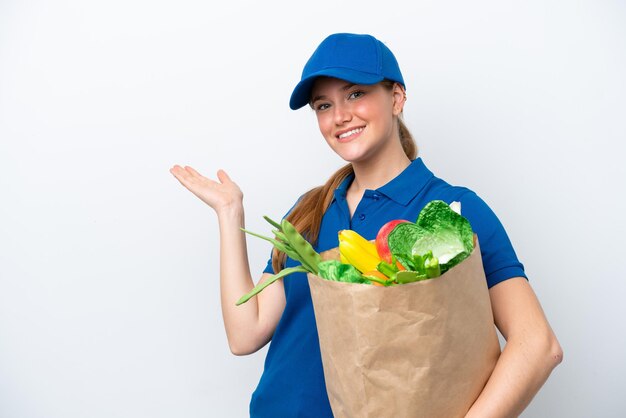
{"left": 169, "top": 165, "right": 243, "bottom": 214}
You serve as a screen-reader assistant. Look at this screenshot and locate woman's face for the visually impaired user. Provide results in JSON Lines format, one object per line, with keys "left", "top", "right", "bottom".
{"left": 310, "top": 77, "right": 405, "bottom": 164}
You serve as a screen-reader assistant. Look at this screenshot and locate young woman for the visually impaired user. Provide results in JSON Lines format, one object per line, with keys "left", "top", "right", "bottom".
{"left": 170, "top": 33, "right": 562, "bottom": 418}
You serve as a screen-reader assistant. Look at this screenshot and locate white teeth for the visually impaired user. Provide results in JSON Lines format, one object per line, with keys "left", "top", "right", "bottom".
{"left": 338, "top": 127, "right": 364, "bottom": 139}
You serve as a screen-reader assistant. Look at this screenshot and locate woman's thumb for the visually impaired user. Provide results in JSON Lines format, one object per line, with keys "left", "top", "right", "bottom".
{"left": 216, "top": 169, "right": 232, "bottom": 184}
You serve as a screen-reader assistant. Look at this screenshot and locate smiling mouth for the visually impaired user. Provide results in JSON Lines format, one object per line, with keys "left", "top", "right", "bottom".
{"left": 337, "top": 127, "right": 365, "bottom": 140}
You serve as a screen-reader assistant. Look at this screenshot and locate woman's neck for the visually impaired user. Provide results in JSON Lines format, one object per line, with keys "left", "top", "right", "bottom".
{"left": 350, "top": 149, "right": 412, "bottom": 194}
{"left": 344, "top": 150, "right": 410, "bottom": 218}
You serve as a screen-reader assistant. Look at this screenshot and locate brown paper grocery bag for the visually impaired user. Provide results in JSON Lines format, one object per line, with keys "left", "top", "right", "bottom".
{"left": 308, "top": 238, "right": 500, "bottom": 418}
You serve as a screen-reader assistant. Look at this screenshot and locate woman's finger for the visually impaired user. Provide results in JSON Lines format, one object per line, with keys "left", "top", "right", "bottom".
{"left": 171, "top": 165, "right": 199, "bottom": 186}
{"left": 170, "top": 165, "right": 192, "bottom": 179}
{"left": 217, "top": 169, "right": 232, "bottom": 184}
{"left": 183, "top": 165, "right": 204, "bottom": 179}
{"left": 170, "top": 165, "right": 189, "bottom": 181}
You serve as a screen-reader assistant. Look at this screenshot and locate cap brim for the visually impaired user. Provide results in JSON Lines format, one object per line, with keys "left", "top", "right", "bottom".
{"left": 289, "top": 68, "right": 384, "bottom": 110}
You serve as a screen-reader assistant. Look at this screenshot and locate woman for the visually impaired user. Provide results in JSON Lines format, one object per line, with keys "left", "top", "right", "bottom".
{"left": 170, "top": 33, "right": 562, "bottom": 417}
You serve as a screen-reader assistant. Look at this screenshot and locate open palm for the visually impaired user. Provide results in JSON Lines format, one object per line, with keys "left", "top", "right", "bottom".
{"left": 169, "top": 165, "right": 243, "bottom": 214}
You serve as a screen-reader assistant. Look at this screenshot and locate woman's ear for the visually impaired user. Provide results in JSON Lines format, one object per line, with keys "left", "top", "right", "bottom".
{"left": 391, "top": 83, "right": 407, "bottom": 116}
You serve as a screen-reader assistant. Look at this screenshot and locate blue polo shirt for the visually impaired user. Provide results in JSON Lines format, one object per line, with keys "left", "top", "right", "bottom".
{"left": 249, "top": 157, "right": 526, "bottom": 418}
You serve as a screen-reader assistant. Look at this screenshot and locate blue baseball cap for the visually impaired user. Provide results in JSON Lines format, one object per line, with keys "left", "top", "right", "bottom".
{"left": 289, "top": 33, "right": 405, "bottom": 110}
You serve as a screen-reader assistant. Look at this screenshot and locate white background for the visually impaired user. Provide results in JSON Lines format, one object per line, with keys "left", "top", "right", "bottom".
{"left": 1, "top": 0, "right": 624, "bottom": 417}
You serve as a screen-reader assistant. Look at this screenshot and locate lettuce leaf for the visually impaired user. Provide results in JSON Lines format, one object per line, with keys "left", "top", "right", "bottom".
{"left": 388, "top": 200, "right": 474, "bottom": 276}
{"left": 317, "top": 260, "right": 368, "bottom": 284}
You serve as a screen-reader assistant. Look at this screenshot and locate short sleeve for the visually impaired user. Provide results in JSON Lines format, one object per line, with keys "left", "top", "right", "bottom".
{"left": 458, "top": 191, "right": 527, "bottom": 288}
{"left": 263, "top": 248, "right": 275, "bottom": 274}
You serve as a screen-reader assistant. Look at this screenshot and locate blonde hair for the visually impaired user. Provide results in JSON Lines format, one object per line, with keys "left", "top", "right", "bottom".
{"left": 271, "top": 80, "right": 417, "bottom": 272}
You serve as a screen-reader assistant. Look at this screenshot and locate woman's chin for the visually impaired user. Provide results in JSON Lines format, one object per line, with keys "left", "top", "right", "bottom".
{"left": 339, "top": 152, "right": 375, "bottom": 165}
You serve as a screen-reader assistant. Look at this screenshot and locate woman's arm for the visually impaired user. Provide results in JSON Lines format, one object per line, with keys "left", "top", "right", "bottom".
{"left": 170, "top": 165, "right": 286, "bottom": 356}
{"left": 465, "top": 277, "right": 563, "bottom": 418}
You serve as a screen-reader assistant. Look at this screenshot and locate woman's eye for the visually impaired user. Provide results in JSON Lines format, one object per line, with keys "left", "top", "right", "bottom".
{"left": 348, "top": 90, "right": 365, "bottom": 100}
{"left": 316, "top": 103, "right": 330, "bottom": 111}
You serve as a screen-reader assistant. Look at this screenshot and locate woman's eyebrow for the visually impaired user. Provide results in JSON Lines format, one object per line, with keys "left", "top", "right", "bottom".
{"left": 311, "top": 94, "right": 326, "bottom": 104}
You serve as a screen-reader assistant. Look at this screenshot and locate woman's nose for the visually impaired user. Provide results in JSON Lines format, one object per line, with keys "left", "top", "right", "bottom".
{"left": 333, "top": 102, "right": 352, "bottom": 125}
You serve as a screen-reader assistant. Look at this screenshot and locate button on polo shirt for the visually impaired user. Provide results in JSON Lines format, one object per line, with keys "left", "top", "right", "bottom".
{"left": 249, "top": 157, "right": 526, "bottom": 418}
